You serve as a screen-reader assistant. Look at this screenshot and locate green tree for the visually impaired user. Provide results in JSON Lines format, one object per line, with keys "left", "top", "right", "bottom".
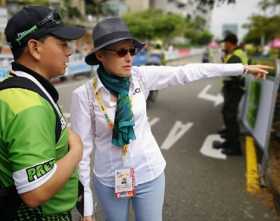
{"left": 259, "top": 0, "right": 280, "bottom": 10}
{"left": 243, "top": 0, "right": 280, "bottom": 45}
{"left": 123, "top": 10, "right": 185, "bottom": 42}
{"left": 197, "top": 0, "right": 235, "bottom": 8}
{"left": 68, "top": 7, "right": 81, "bottom": 18}
{"left": 60, "top": 0, "right": 82, "bottom": 19}
{"left": 196, "top": 31, "right": 213, "bottom": 45}
{"left": 243, "top": 15, "right": 280, "bottom": 44}
{"left": 123, "top": 10, "right": 212, "bottom": 46}
{"left": 85, "top": 0, "right": 107, "bottom": 16}
{"left": 19, "top": 0, "right": 48, "bottom": 4}
{"left": 184, "top": 16, "right": 212, "bottom": 45}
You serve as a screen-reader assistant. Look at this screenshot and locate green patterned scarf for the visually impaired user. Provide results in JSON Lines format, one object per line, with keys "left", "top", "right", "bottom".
{"left": 97, "top": 65, "right": 136, "bottom": 148}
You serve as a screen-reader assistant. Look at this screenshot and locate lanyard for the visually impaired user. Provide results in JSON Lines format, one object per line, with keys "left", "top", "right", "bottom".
{"left": 92, "top": 76, "right": 131, "bottom": 155}
{"left": 92, "top": 77, "right": 114, "bottom": 129}
{"left": 11, "top": 70, "right": 67, "bottom": 129}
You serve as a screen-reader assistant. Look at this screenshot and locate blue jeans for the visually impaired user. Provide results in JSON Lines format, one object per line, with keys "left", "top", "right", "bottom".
{"left": 94, "top": 172, "right": 165, "bottom": 221}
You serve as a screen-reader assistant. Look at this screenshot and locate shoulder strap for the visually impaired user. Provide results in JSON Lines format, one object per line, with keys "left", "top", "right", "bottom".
{"left": 0, "top": 76, "right": 62, "bottom": 143}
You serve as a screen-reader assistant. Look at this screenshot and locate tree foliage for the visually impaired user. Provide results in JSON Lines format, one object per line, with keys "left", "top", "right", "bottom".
{"left": 19, "top": 0, "right": 48, "bottom": 4}
{"left": 243, "top": 0, "right": 280, "bottom": 44}
{"left": 85, "top": 0, "right": 108, "bottom": 16}
{"left": 123, "top": 10, "right": 185, "bottom": 42}
{"left": 123, "top": 10, "right": 212, "bottom": 46}
{"left": 259, "top": 0, "right": 280, "bottom": 10}
{"left": 61, "top": 0, "right": 82, "bottom": 19}
{"left": 184, "top": 16, "right": 212, "bottom": 45}
{"left": 197, "top": 0, "right": 235, "bottom": 8}
{"left": 243, "top": 15, "right": 280, "bottom": 44}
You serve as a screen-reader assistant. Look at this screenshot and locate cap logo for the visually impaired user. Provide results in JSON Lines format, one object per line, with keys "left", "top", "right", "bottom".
{"left": 16, "top": 25, "right": 38, "bottom": 45}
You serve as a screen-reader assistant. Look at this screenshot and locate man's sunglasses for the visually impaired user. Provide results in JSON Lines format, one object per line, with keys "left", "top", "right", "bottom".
{"left": 104, "top": 48, "right": 137, "bottom": 57}
{"left": 15, "top": 11, "right": 62, "bottom": 46}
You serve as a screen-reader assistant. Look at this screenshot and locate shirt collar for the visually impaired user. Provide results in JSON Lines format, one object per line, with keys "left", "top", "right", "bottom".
{"left": 11, "top": 62, "right": 59, "bottom": 102}
{"left": 94, "top": 71, "right": 136, "bottom": 93}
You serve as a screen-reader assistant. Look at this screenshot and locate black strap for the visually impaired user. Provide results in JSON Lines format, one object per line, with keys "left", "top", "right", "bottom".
{"left": 76, "top": 181, "right": 84, "bottom": 216}
{"left": 0, "top": 186, "right": 21, "bottom": 221}
{"left": 0, "top": 76, "right": 62, "bottom": 142}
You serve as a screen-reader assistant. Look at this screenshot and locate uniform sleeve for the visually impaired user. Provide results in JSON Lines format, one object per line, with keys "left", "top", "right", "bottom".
{"left": 135, "top": 63, "right": 244, "bottom": 91}
{"left": 7, "top": 104, "right": 57, "bottom": 194}
{"left": 70, "top": 86, "right": 95, "bottom": 216}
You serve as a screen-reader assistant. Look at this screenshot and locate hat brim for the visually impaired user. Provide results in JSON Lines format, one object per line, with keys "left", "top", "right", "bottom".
{"left": 85, "top": 37, "right": 145, "bottom": 65}
{"left": 49, "top": 25, "right": 85, "bottom": 40}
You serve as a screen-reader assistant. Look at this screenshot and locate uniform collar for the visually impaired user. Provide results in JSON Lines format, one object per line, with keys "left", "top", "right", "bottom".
{"left": 11, "top": 62, "right": 59, "bottom": 102}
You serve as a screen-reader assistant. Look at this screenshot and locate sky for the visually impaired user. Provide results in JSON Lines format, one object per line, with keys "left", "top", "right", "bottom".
{"left": 210, "top": 0, "right": 261, "bottom": 41}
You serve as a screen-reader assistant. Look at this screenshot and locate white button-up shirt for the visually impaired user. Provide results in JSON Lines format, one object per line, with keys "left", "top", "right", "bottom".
{"left": 70, "top": 63, "right": 245, "bottom": 216}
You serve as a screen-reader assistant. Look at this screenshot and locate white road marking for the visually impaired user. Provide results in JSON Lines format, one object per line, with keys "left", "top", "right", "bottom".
{"left": 149, "top": 117, "right": 160, "bottom": 127}
{"left": 200, "top": 134, "right": 227, "bottom": 160}
{"left": 161, "top": 121, "right": 193, "bottom": 150}
{"left": 198, "top": 84, "right": 223, "bottom": 106}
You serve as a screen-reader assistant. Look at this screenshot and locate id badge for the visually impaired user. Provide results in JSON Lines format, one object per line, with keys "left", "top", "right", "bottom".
{"left": 115, "top": 168, "right": 135, "bottom": 198}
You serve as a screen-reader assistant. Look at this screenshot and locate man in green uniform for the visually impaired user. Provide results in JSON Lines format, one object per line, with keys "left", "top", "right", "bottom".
{"left": 213, "top": 33, "right": 248, "bottom": 156}
{"left": 0, "top": 6, "right": 85, "bottom": 220}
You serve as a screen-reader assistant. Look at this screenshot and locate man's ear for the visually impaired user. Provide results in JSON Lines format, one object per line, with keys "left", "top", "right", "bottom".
{"left": 26, "top": 39, "right": 41, "bottom": 61}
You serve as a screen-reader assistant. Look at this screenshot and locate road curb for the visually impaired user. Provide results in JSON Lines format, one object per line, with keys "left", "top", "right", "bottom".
{"left": 245, "top": 136, "right": 261, "bottom": 193}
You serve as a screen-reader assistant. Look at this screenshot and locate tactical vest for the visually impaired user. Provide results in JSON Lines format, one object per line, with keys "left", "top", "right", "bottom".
{"left": 224, "top": 48, "right": 248, "bottom": 85}
{"left": 224, "top": 48, "right": 248, "bottom": 65}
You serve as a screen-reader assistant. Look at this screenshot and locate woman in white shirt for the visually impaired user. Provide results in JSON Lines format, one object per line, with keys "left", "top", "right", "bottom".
{"left": 70, "top": 17, "right": 270, "bottom": 221}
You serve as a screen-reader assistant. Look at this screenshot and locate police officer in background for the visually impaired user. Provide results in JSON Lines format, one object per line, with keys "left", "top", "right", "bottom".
{"left": 213, "top": 32, "right": 248, "bottom": 156}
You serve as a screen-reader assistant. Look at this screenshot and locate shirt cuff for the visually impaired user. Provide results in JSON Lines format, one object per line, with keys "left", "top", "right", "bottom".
{"left": 13, "top": 160, "right": 57, "bottom": 194}
{"left": 84, "top": 188, "right": 94, "bottom": 216}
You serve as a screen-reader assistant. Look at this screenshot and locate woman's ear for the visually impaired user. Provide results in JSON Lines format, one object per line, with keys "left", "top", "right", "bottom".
{"left": 26, "top": 39, "right": 41, "bottom": 61}
{"left": 95, "top": 51, "right": 104, "bottom": 63}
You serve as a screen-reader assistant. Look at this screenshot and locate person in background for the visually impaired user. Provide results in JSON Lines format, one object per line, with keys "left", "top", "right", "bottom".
{"left": 213, "top": 32, "right": 249, "bottom": 156}
{"left": 0, "top": 6, "right": 84, "bottom": 221}
{"left": 202, "top": 49, "right": 210, "bottom": 63}
{"left": 70, "top": 18, "right": 270, "bottom": 221}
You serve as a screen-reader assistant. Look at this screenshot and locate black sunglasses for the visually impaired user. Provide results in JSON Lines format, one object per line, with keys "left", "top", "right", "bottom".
{"left": 104, "top": 47, "right": 137, "bottom": 57}
{"left": 16, "top": 11, "right": 62, "bottom": 46}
